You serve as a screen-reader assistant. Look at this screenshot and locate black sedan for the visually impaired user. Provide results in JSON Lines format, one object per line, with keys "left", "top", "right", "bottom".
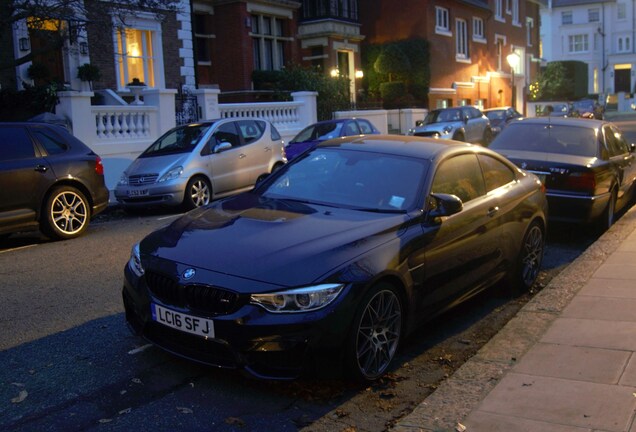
{"left": 490, "top": 117, "right": 636, "bottom": 231}
{"left": 0, "top": 122, "right": 109, "bottom": 240}
{"left": 122, "top": 135, "right": 547, "bottom": 381}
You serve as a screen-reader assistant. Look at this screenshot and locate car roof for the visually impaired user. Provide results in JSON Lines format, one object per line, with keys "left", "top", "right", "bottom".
{"left": 317, "top": 134, "right": 486, "bottom": 160}
{"left": 509, "top": 117, "right": 607, "bottom": 128}
{"left": 483, "top": 107, "right": 513, "bottom": 112}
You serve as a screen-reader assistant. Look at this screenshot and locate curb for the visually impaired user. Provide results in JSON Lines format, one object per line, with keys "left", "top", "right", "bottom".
{"left": 391, "top": 205, "right": 636, "bottom": 432}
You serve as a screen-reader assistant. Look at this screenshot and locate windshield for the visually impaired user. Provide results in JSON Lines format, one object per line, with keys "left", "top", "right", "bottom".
{"left": 291, "top": 122, "right": 344, "bottom": 143}
{"left": 490, "top": 123, "right": 600, "bottom": 157}
{"left": 424, "top": 109, "right": 462, "bottom": 124}
{"left": 485, "top": 110, "right": 505, "bottom": 121}
{"left": 573, "top": 100, "right": 594, "bottom": 111}
{"left": 141, "top": 124, "right": 211, "bottom": 157}
{"left": 260, "top": 148, "right": 428, "bottom": 212}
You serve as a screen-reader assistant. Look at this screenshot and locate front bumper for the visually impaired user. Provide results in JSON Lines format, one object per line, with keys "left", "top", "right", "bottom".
{"left": 114, "top": 180, "right": 188, "bottom": 207}
{"left": 122, "top": 265, "right": 356, "bottom": 379}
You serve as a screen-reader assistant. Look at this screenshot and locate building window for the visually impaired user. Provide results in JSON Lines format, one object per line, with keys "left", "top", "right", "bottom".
{"left": 568, "top": 34, "right": 589, "bottom": 53}
{"left": 301, "top": 0, "right": 358, "bottom": 21}
{"left": 115, "top": 27, "right": 156, "bottom": 89}
{"left": 436, "top": 7, "right": 450, "bottom": 34}
{"left": 618, "top": 3, "right": 626, "bottom": 20}
{"left": 511, "top": 0, "right": 519, "bottom": 25}
{"left": 526, "top": 18, "right": 534, "bottom": 46}
{"left": 617, "top": 36, "right": 631, "bottom": 53}
{"left": 588, "top": 8, "right": 600, "bottom": 22}
{"left": 473, "top": 17, "right": 485, "bottom": 42}
{"left": 495, "top": 0, "right": 504, "bottom": 21}
{"left": 194, "top": 13, "right": 213, "bottom": 65}
{"left": 456, "top": 19, "right": 468, "bottom": 60}
{"left": 562, "top": 11, "right": 573, "bottom": 25}
{"left": 252, "top": 14, "right": 288, "bottom": 71}
{"left": 495, "top": 35, "right": 506, "bottom": 71}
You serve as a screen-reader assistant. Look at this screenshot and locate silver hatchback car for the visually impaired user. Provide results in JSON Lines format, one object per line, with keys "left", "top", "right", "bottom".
{"left": 115, "top": 118, "right": 286, "bottom": 210}
{"left": 410, "top": 106, "right": 492, "bottom": 145}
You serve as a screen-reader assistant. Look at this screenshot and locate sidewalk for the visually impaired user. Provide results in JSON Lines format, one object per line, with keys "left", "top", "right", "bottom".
{"left": 393, "top": 205, "right": 636, "bottom": 431}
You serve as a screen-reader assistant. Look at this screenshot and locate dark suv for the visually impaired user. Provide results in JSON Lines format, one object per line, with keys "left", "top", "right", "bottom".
{"left": 0, "top": 123, "right": 110, "bottom": 240}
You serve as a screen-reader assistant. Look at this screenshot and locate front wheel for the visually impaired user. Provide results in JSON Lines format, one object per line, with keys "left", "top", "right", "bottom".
{"left": 482, "top": 128, "right": 493, "bottom": 146}
{"left": 346, "top": 283, "right": 403, "bottom": 382}
{"left": 183, "top": 177, "right": 211, "bottom": 210}
{"left": 42, "top": 186, "right": 90, "bottom": 240}
{"left": 507, "top": 221, "right": 545, "bottom": 296}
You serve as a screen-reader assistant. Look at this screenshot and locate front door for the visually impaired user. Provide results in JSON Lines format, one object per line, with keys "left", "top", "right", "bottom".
{"left": 614, "top": 68, "right": 631, "bottom": 94}
{"left": 28, "top": 29, "right": 65, "bottom": 85}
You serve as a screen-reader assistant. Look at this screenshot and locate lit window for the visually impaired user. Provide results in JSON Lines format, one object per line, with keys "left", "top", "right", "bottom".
{"left": 252, "top": 14, "right": 288, "bottom": 71}
{"left": 568, "top": 34, "right": 589, "bottom": 53}
{"left": 115, "top": 28, "right": 156, "bottom": 88}
{"left": 436, "top": 7, "right": 450, "bottom": 34}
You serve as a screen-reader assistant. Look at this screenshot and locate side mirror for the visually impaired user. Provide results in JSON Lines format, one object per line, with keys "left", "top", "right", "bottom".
{"left": 415, "top": 120, "right": 424, "bottom": 127}
{"left": 464, "top": 115, "right": 470, "bottom": 124}
{"left": 213, "top": 142, "right": 232, "bottom": 153}
{"left": 427, "top": 193, "right": 463, "bottom": 222}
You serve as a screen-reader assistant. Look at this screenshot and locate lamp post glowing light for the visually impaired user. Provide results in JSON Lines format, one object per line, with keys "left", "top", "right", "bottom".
{"left": 506, "top": 52, "right": 521, "bottom": 108}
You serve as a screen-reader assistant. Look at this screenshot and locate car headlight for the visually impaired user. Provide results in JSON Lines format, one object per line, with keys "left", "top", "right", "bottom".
{"left": 491, "top": 126, "right": 501, "bottom": 133}
{"left": 128, "top": 243, "right": 144, "bottom": 277}
{"left": 442, "top": 125, "right": 453, "bottom": 134}
{"left": 159, "top": 166, "right": 183, "bottom": 182}
{"left": 250, "top": 284, "right": 344, "bottom": 313}
{"left": 118, "top": 173, "right": 129, "bottom": 186}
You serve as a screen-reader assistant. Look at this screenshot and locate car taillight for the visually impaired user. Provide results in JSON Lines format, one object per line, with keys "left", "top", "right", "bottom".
{"left": 564, "top": 171, "right": 596, "bottom": 192}
{"left": 95, "top": 156, "right": 104, "bottom": 176}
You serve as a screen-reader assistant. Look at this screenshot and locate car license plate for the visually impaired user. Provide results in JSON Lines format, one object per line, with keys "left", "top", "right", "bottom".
{"left": 151, "top": 304, "right": 215, "bottom": 338}
{"left": 128, "top": 189, "right": 149, "bottom": 197}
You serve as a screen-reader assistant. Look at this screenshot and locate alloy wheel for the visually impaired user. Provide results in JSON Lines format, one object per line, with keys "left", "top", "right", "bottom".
{"left": 520, "top": 224, "right": 544, "bottom": 288}
{"left": 355, "top": 289, "right": 402, "bottom": 380}
{"left": 50, "top": 190, "right": 88, "bottom": 235}
{"left": 190, "top": 179, "right": 210, "bottom": 207}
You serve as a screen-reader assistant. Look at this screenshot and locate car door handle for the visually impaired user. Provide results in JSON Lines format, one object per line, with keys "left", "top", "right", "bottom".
{"left": 264, "top": 146, "right": 271, "bottom": 152}
{"left": 487, "top": 206, "right": 499, "bottom": 217}
{"left": 34, "top": 165, "right": 48, "bottom": 173}
{"left": 239, "top": 153, "right": 246, "bottom": 159}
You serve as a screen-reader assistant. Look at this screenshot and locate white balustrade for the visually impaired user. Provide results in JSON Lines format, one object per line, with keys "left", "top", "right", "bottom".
{"left": 92, "top": 107, "right": 156, "bottom": 141}
{"left": 219, "top": 101, "right": 302, "bottom": 131}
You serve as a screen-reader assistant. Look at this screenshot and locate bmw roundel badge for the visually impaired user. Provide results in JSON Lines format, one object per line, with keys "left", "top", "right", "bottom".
{"left": 182, "top": 268, "right": 196, "bottom": 280}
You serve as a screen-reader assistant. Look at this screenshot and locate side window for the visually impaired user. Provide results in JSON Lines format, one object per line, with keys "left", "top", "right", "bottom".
{"left": 237, "top": 120, "right": 264, "bottom": 145}
{"left": 478, "top": 154, "right": 516, "bottom": 192}
{"left": 431, "top": 154, "right": 486, "bottom": 203}
{"left": 603, "top": 125, "right": 624, "bottom": 157}
{"left": 610, "top": 125, "right": 629, "bottom": 154}
{"left": 358, "top": 120, "right": 375, "bottom": 134}
{"left": 344, "top": 121, "right": 361, "bottom": 136}
{"left": 0, "top": 126, "right": 36, "bottom": 161}
{"left": 213, "top": 122, "right": 241, "bottom": 148}
{"left": 270, "top": 123, "right": 282, "bottom": 141}
{"left": 32, "top": 128, "right": 69, "bottom": 155}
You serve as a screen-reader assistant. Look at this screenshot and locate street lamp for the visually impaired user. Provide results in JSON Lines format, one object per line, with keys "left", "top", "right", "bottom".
{"left": 506, "top": 52, "right": 520, "bottom": 108}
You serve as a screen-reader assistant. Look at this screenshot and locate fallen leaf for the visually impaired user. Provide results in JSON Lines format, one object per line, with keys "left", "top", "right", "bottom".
{"left": 119, "top": 408, "right": 132, "bottom": 415}
{"left": 225, "top": 417, "right": 245, "bottom": 427}
{"left": 98, "top": 419, "right": 112, "bottom": 424}
{"left": 456, "top": 422, "right": 466, "bottom": 432}
{"left": 177, "top": 407, "right": 193, "bottom": 414}
{"left": 11, "top": 390, "right": 28, "bottom": 403}
{"left": 131, "top": 378, "right": 142, "bottom": 385}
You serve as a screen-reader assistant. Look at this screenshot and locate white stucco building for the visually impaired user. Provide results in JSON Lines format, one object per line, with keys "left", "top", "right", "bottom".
{"left": 540, "top": 0, "right": 636, "bottom": 99}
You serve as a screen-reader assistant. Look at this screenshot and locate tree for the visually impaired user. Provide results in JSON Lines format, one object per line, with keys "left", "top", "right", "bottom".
{"left": 0, "top": 0, "right": 181, "bottom": 74}
{"left": 533, "top": 62, "right": 575, "bottom": 101}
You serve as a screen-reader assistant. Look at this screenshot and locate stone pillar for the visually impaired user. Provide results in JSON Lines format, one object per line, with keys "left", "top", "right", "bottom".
{"left": 292, "top": 91, "right": 318, "bottom": 126}
{"left": 56, "top": 91, "right": 95, "bottom": 145}
{"left": 143, "top": 88, "right": 177, "bottom": 136}
{"left": 194, "top": 88, "right": 221, "bottom": 120}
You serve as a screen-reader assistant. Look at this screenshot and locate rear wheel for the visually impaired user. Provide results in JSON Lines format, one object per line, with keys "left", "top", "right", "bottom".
{"left": 183, "top": 177, "right": 211, "bottom": 210}
{"left": 42, "top": 186, "right": 90, "bottom": 240}
{"left": 345, "top": 283, "right": 403, "bottom": 382}
{"left": 452, "top": 132, "right": 465, "bottom": 142}
{"left": 507, "top": 221, "right": 544, "bottom": 296}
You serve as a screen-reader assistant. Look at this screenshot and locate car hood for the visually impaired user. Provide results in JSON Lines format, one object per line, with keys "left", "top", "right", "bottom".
{"left": 414, "top": 121, "right": 461, "bottom": 133}
{"left": 141, "top": 193, "right": 409, "bottom": 287}
{"left": 492, "top": 149, "right": 597, "bottom": 170}
{"left": 125, "top": 153, "right": 190, "bottom": 176}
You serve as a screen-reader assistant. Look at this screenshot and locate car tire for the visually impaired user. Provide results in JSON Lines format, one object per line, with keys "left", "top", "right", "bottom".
{"left": 482, "top": 128, "right": 493, "bottom": 146}
{"left": 453, "top": 131, "right": 465, "bottom": 142}
{"left": 598, "top": 188, "right": 617, "bottom": 232}
{"left": 507, "top": 221, "right": 544, "bottom": 296}
{"left": 42, "top": 186, "right": 90, "bottom": 240}
{"left": 345, "top": 282, "right": 403, "bottom": 382}
{"left": 183, "top": 177, "right": 211, "bottom": 210}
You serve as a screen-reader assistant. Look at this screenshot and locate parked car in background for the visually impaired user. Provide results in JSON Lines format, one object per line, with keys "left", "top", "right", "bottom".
{"left": 409, "top": 106, "right": 492, "bottom": 145}
{"left": 284, "top": 118, "right": 380, "bottom": 160}
{"left": 489, "top": 117, "right": 636, "bottom": 231}
{"left": 483, "top": 107, "right": 522, "bottom": 136}
{"left": 0, "top": 122, "right": 109, "bottom": 240}
{"left": 122, "top": 135, "right": 547, "bottom": 382}
{"left": 542, "top": 102, "right": 580, "bottom": 118}
{"left": 572, "top": 99, "right": 605, "bottom": 120}
{"left": 115, "top": 118, "right": 286, "bottom": 210}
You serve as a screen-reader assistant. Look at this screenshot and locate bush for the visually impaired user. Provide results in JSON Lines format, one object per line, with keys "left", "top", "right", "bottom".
{"left": 0, "top": 83, "right": 60, "bottom": 121}
{"left": 380, "top": 81, "right": 413, "bottom": 109}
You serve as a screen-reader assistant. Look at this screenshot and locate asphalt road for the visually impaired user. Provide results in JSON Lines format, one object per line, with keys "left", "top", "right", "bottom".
{"left": 2, "top": 113, "right": 635, "bottom": 431}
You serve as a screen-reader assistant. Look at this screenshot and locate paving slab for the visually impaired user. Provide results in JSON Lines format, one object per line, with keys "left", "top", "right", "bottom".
{"left": 463, "top": 410, "right": 593, "bottom": 432}
{"left": 579, "top": 278, "right": 636, "bottom": 298}
{"left": 468, "top": 373, "right": 636, "bottom": 431}
{"left": 513, "top": 343, "right": 630, "bottom": 385}
{"left": 561, "top": 295, "right": 636, "bottom": 322}
{"left": 541, "top": 318, "right": 636, "bottom": 351}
